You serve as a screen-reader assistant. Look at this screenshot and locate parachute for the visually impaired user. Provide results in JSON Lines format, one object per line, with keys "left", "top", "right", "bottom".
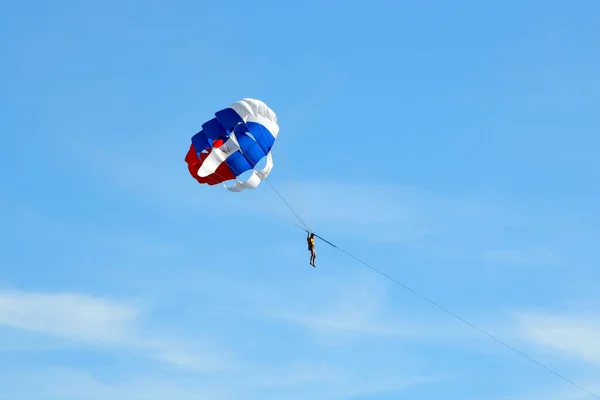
{"left": 184, "top": 98, "right": 279, "bottom": 192}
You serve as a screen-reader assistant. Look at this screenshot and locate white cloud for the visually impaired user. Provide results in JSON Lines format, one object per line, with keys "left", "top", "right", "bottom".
{"left": 0, "top": 290, "right": 136, "bottom": 343}
{"left": 216, "top": 269, "right": 468, "bottom": 345}
{"left": 474, "top": 307, "right": 600, "bottom": 400}
{"left": 0, "top": 363, "right": 436, "bottom": 400}
{"left": 498, "top": 381, "right": 600, "bottom": 400}
{"left": 0, "top": 366, "right": 231, "bottom": 400}
{"left": 482, "top": 246, "right": 564, "bottom": 266}
{"left": 265, "top": 278, "right": 416, "bottom": 337}
{"left": 247, "top": 361, "right": 344, "bottom": 388}
{"left": 275, "top": 181, "right": 514, "bottom": 227}
{"left": 0, "top": 282, "right": 438, "bottom": 399}
{"left": 515, "top": 310, "right": 600, "bottom": 366}
{"left": 0, "top": 288, "right": 235, "bottom": 373}
{"left": 245, "top": 360, "right": 436, "bottom": 399}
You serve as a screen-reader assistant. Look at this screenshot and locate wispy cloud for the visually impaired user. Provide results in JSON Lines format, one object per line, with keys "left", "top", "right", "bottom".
{"left": 263, "top": 276, "right": 418, "bottom": 338}
{"left": 514, "top": 309, "right": 600, "bottom": 366}
{"left": 0, "top": 363, "right": 437, "bottom": 400}
{"left": 214, "top": 269, "right": 477, "bottom": 347}
{"left": 245, "top": 360, "right": 437, "bottom": 399}
{"left": 0, "top": 290, "right": 136, "bottom": 343}
{"left": 467, "top": 305, "right": 600, "bottom": 400}
{"left": 4, "top": 286, "right": 598, "bottom": 400}
{"left": 275, "top": 181, "right": 516, "bottom": 227}
{"left": 482, "top": 246, "right": 564, "bottom": 266}
{"left": 0, "top": 366, "right": 231, "bottom": 400}
{"left": 0, "top": 288, "right": 235, "bottom": 373}
{"left": 0, "top": 283, "right": 443, "bottom": 399}
{"left": 497, "top": 382, "right": 600, "bottom": 400}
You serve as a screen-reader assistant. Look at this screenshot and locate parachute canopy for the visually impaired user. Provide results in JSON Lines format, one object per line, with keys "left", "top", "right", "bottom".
{"left": 185, "top": 98, "right": 279, "bottom": 192}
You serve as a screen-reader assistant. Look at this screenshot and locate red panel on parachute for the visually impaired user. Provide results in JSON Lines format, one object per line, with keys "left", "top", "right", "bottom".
{"left": 184, "top": 143, "right": 236, "bottom": 185}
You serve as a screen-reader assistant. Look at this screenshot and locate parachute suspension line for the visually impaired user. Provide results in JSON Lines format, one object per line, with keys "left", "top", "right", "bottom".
{"left": 263, "top": 177, "right": 311, "bottom": 231}
{"left": 223, "top": 126, "right": 312, "bottom": 232}
{"left": 257, "top": 183, "right": 599, "bottom": 400}
{"left": 265, "top": 135, "right": 314, "bottom": 229}
{"left": 196, "top": 141, "right": 310, "bottom": 232}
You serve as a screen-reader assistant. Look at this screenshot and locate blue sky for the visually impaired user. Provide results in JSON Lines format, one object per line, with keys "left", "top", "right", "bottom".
{"left": 1, "top": 0, "right": 600, "bottom": 398}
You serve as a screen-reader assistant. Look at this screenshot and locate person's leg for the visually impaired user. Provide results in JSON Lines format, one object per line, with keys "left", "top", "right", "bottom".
{"left": 311, "top": 248, "right": 316, "bottom": 266}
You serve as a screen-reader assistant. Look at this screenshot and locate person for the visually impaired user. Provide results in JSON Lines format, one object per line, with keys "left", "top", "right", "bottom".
{"left": 307, "top": 232, "right": 316, "bottom": 267}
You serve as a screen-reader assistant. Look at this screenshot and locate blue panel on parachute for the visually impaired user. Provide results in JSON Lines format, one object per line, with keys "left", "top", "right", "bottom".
{"left": 225, "top": 121, "right": 275, "bottom": 177}
{"left": 215, "top": 107, "right": 244, "bottom": 132}
{"left": 225, "top": 151, "right": 253, "bottom": 177}
{"left": 191, "top": 117, "right": 227, "bottom": 151}
{"left": 245, "top": 121, "right": 275, "bottom": 154}
{"left": 191, "top": 130, "right": 209, "bottom": 152}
